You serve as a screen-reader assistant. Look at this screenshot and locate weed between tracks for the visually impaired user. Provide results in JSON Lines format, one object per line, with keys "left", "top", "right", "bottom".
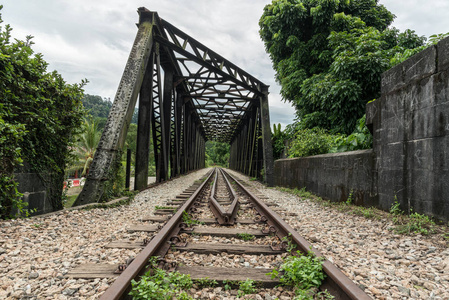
{"left": 236, "top": 233, "right": 255, "bottom": 241}
{"left": 182, "top": 211, "right": 204, "bottom": 227}
{"left": 268, "top": 250, "right": 333, "bottom": 300}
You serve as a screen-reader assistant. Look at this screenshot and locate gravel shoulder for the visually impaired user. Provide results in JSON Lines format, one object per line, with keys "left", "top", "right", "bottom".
{"left": 1, "top": 167, "right": 448, "bottom": 300}
{"left": 226, "top": 169, "right": 449, "bottom": 300}
{"left": 0, "top": 168, "right": 210, "bottom": 299}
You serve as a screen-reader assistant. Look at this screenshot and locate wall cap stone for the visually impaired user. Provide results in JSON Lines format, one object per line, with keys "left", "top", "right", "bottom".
{"left": 276, "top": 149, "right": 373, "bottom": 162}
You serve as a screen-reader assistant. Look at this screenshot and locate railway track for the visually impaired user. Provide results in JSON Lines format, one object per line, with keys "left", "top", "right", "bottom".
{"left": 67, "top": 168, "right": 371, "bottom": 299}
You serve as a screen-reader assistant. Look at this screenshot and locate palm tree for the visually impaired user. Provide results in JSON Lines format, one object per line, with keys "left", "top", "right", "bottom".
{"left": 70, "top": 118, "right": 101, "bottom": 176}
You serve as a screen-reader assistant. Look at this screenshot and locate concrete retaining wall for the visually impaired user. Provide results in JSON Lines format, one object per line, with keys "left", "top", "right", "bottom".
{"left": 274, "top": 150, "right": 377, "bottom": 207}
{"left": 366, "top": 38, "right": 449, "bottom": 220}
{"left": 14, "top": 166, "right": 54, "bottom": 216}
{"left": 275, "top": 37, "right": 449, "bottom": 221}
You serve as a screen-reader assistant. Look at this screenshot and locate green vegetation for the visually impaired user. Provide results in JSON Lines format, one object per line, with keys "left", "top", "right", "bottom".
{"left": 294, "top": 289, "right": 335, "bottom": 300}
{"left": 182, "top": 211, "right": 203, "bottom": 227}
{"left": 277, "top": 187, "right": 448, "bottom": 239}
{"left": 260, "top": 1, "right": 449, "bottom": 161}
{"left": 272, "top": 123, "right": 287, "bottom": 159}
{"left": 269, "top": 250, "right": 326, "bottom": 298}
{"left": 259, "top": 0, "right": 425, "bottom": 135}
{"left": 129, "top": 267, "right": 193, "bottom": 300}
{"left": 389, "top": 202, "right": 436, "bottom": 235}
{"left": 69, "top": 118, "right": 101, "bottom": 176}
{"left": 288, "top": 128, "right": 339, "bottom": 158}
{"left": 205, "top": 141, "right": 230, "bottom": 167}
{"left": 277, "top": 187, "right": 313, "bottom": 199}
{"left": 237, "top": 279, "right": 257, "bottom": 297}
{"left": 223, "top": 279, "right": 233, "bottom": 291}
{"left": 155, "top": 205, "right": 176, "bottom": 210}
{"left": 0, "top": 6, "right": 86, "bottom": 218}
{"left": 64, "top": 194, "right": 78, "bottom": 208}
{"left": 195, "top": 277, "right": 218, "bottom": 288}
{"left": 329, "top": 115, "right": 372, "bottom": 153}
{"left": 236, "top": 233, "right": 255, "bottom": 241}
{"left": 282, "top": 233, "right": 298, "bottom": 253}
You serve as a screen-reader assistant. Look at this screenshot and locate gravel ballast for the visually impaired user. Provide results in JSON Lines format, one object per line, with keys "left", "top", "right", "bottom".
{"left": 0, "top": 168, "right": 210, "bottom": 299}
{"left": 226, "top": 169, "right": 449, "bottom": 300}
{"left": 1, "top": 167, "right": 448, "bottom": 299}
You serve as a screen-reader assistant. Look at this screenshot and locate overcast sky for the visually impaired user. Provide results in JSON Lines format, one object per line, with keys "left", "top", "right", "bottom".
{"left": 2, "top": 0, "right": 449, "bottom": 129}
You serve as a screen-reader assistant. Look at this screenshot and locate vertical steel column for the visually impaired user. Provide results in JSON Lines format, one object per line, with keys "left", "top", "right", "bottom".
{"left": 180, "top": 103, "right": 187, "bottom": 174}
{"left": 161, "top": 67, "right": 173, "bottom": 180}
{"left": 259, "top": 85, "right": 274, "bottom": 186}
{"left": 246, "top": 108, "right": 255, "bottom": 176}
{"left": 173, "top": 91, "right": 183, "bottom": 177}
{"left": 246, "top": 116, "right": 255, "bottom": 175}
{"left": 183, "top": 106, "right": 191, "bottom": 172}
{"left": 256, "top": 112, "right": 264, "bottom": 180}
{"left": 190, "top": 121, "right": 196, "bottom": 171}
{"left": 125, "top": 148, "right": 131, "bottom": 190}
{"left": 151, "top": 47, "right": 165, "bottom": 183}
{"left": 231, "top": 139, "right": 237, "bottom": 170}
{"left": 238, "top": 130, "right": 245, "bottom": 172}
{"left": 134, "top": 54, "right": 154, "bottom": 190}
{"left": 249, "top": 108, "right": 259, "bottom": 178}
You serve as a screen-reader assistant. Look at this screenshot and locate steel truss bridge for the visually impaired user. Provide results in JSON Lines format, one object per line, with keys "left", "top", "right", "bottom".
{"left": 75, "top": 7, "right": 274, "bottom": 206}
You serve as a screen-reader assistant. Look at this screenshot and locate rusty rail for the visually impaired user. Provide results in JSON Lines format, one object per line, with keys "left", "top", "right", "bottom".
{"left": 209, "top": 168, "right": 240, "bottom": 225}
{"left": 223, "top": 169, "right": 371, "bottom": 300}
{"left": 99, "top": 169, "right": 214, "bottom": 300}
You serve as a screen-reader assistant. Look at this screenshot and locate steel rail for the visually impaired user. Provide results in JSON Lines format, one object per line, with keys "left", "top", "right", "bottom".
{"left": 219, "top": 168, "right": 239, "bottom": 222}
{"left": 223, "top": 169, "right": 371, "bottom": 300}
{"left": 99, "top": 169, "right": 215, "bottom": 300}
{"left": 209, "top": 168, "right": 239, "bottom": 225}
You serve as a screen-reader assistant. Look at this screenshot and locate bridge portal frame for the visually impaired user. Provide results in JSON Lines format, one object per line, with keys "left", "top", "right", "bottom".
{"left": 74, "top": 8, "right": 273, "bottom": 206}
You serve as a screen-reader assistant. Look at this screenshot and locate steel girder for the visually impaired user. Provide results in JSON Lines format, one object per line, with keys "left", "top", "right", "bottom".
{"left": 74, "top": 7, "right": 273, "bottom": 206}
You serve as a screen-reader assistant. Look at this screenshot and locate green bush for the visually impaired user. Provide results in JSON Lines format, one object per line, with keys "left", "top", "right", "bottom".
{"left": 269, "top": 250, "right": 326, "bottom": 297}
{"left": 0, "top": 6, "right": 85, "bottom": 217}
{"left": 129, "top": 268, "right": 193, "bottom": 300}
{"left": 0, "top": 118, "right": 26, "bottom": 217}
{"left": 288, "top": 128, "right": 339, "bottom": 158}
{"left": 330, "top": 115, "right": 372, "bottom": 153}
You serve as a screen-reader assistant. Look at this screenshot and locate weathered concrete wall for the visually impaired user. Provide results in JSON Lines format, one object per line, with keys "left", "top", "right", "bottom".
{"left": 366, "top": 38, "right": 449, "bottom": 220}
{"left": 275, "top": 37, "right": 449, "bottom": 221}
{"left": 14, "top": 165, "right": 54, "bottom": 216}
{"left": 274, "top": 150, "right": 377, "bottom": 206}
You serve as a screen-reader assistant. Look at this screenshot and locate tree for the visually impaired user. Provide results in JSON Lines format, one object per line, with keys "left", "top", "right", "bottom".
{"left": 259, "top": 0, "right": 425, "bottom": 134}
{"left": 205, "top": 141, "right": 230, "bottom": 166}
{"left": 0, "top": 6, "right": 86, "bottom": 217}
{"left": 81, "top": 94, "right": 112, "bottom": 119}
{"left": 70, "top": 118, "right": 101, "bottom": 176}
{"left": 271, "top": 123, "right": 286, "bottom": 160}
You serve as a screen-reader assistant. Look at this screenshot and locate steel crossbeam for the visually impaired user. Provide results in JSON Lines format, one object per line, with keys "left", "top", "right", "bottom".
{"left": 74, "top": 7, "right": 274, "bottom": 206}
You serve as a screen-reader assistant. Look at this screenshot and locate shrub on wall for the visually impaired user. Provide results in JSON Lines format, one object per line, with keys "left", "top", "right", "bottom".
{"left": 0, "top": 6, "right": 86, "bottom": 218}
{"left": 288, "top": 128, "right": 340, "bottom": 158}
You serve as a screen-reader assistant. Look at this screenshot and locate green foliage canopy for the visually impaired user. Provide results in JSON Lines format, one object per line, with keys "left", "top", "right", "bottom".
{"left": 272, "top": 123, "right": 287, "bottom": 159}
{"left": 205, "top": 141, "right": 230, "bottom": 167}
{"left": 81, "top": 94, "right": 112, "bottom": 119}
{"left": 0, "top": 6, "right": 86, "bottom": 217}
{"left": 259, "top": 0, "right": 426, "bottom": 134}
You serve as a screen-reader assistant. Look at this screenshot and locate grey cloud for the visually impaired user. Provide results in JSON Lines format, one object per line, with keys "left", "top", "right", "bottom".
{"left": 4, "top": 0, "right": 446, "bottom": 129}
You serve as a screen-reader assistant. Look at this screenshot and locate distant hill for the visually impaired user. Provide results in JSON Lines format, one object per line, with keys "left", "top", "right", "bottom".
{"left": 81, "top": 94, "right": 138, "bottom": 124}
